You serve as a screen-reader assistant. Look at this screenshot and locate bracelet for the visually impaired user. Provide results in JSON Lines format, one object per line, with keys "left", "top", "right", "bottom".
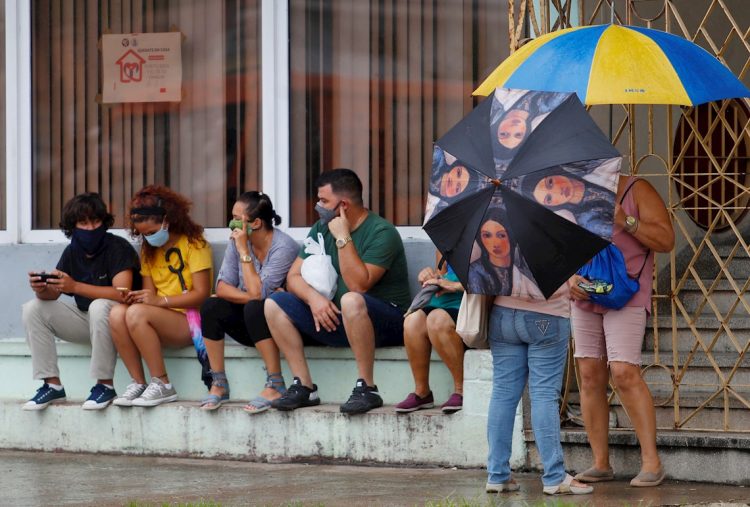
{"left": 163, "top": 296, "right": 169, "bottom": 307}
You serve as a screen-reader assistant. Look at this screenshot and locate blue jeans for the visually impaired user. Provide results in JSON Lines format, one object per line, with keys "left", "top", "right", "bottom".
{"left": 486, "top": 305, "right": 569, "bottom": 487}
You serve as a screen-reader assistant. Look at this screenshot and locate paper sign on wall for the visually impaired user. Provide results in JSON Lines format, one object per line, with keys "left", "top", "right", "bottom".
{"left": 102, "top": 32, "right": 182, "bottom": 103}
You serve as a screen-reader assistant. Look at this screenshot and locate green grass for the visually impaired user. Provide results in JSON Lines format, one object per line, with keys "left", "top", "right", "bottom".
{"left": 125, "top": 502, "right": 222, "bottom": 507}
{"left": 423, "top": 498, "right": 589, "bottom": 507}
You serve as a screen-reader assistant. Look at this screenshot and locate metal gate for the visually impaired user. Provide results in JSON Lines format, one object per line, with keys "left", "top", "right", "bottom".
{"left": 509, "top": 0, "right": 750, "bottom": 432}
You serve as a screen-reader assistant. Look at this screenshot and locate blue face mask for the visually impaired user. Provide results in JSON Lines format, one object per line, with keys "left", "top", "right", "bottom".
{"left": 144, "top": 224, "right": 169, "bottom": 247}
{"left": 314, "top": 201, "right": 340, "bottom": 225}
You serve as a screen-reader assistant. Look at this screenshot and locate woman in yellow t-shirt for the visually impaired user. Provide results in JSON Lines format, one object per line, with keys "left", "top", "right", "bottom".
{"left": 109, "top": 185, "right": 212, "bottom": 407}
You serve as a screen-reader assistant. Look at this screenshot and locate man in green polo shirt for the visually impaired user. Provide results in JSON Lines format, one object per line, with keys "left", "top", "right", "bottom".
{"left": 265, "top": 168, "right": 410, "bottom": 414}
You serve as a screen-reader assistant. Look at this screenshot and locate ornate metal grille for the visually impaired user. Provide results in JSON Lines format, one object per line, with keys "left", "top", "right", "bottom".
{"left": 508, "top": 0, "right": 750, "bottom": 432}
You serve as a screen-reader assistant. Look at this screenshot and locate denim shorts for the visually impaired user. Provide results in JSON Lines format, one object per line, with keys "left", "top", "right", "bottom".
{"left": 267, "top": 291, "right": 405, "bottom": 347}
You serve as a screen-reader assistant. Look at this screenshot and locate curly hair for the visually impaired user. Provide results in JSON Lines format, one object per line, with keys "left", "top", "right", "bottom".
{"left": 127, "top": 185, "right": 206, "bottom": 263}
{"left": 59, "top": 193, "right": 115, "bottom": 238}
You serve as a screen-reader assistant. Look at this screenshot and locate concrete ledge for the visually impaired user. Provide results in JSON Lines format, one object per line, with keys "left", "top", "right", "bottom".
{"left": 1, "top": 338, "right": 459, "bottom": 405}
{"left": 0, "top": 350, "right": 531, "bottom": 470}
{"left": 0, "top": 401, "right": 492, "bottom": 466}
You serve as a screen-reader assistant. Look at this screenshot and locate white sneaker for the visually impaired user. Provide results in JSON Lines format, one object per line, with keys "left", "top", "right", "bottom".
{"left": 131, "top": 378, "right": 177, "bottom": 407}
{"left": 112, "top": 382, "right": 147, "bottom": 407}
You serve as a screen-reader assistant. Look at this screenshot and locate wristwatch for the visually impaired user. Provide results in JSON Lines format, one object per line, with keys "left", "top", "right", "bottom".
{"left": 335, "top": 236, "right": 352, "bottom": 249}
{"left": 624, "top": 215, "right": 639, "bottom": 233}
{"left": 240, "top": 254, "right": 253, "bottom": 263}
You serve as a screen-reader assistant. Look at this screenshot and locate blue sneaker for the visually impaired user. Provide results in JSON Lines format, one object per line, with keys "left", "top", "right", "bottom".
{"left": 82, "top": 383, "right": 117, "bottom": 410}
{"left": 23, "top": 383, "right": 66, "bottom": 411}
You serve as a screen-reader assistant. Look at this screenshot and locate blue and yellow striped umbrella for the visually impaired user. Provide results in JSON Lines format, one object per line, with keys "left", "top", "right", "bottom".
{"left": 473, "top": 24, "right": 750, "bottom": 106}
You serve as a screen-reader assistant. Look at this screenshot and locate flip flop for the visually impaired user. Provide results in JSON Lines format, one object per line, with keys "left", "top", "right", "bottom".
{"left": 243, "top": 396, "right": 272, "bottom": 414}
{"left": 543, "top": 474, "right": 594, "bottom": 495}
{"left": 200, "top": 392, "right": 229, "bottom": 411}
{"left": 630, "top": 467, "right": 666, "bottom": 487}
{"left": 574, "top": 466, "right": 615, "bottom": 483}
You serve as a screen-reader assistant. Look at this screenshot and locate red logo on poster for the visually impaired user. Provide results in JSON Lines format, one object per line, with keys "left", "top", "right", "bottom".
{"left": 116, "top": 50, "right": 146, "bottom": 83}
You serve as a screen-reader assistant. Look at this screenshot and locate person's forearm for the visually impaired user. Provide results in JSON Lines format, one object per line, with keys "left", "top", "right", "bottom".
{"left": 161, "top": 289, "right": 210, "bottom": 309}
{"left": 337, "top": 247, "right": 371, "bottom": 292}
{"left": 288, "top": 272, "right": 325, "bottom": 305}
{"left": 628, "top": 219, "right": 674, "bottom": 253}
{"left": 68, "top": 282, "right": 123, "bottom": 302}
{"left": 239, "top": 263, "right": 263, "bottom": 300}
{"left": 215, "top": 283, "right": 255, "bottom": 304}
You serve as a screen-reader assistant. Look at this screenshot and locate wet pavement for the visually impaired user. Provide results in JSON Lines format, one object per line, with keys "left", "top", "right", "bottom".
{"left": 1, "top": 450, "right": 748, "bottom": 506}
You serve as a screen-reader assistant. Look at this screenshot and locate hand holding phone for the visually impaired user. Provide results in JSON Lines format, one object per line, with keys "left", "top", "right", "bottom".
{"left": 577, "top": 280, "right": 613, "bottom": 295}
{"left": 30, "top": 272, "right": 61, "bottom": 283}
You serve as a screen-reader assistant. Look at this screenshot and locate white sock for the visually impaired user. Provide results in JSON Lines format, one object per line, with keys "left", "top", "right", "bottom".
{"left": 47, "top": 383, "right": 63, "bottom": 391}
{"left": 164, "top": 383, "right": 172, "bottom": 389}
{"left": 101, "top": 384, "right": 114, "bottom": 390}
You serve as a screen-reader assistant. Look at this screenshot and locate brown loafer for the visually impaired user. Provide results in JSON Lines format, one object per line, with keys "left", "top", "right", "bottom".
{"left": 630, "top": 467, "right": 666, "bottom": 487}
{"left": 574, "top": 466, "right": 615, "bottom": 483}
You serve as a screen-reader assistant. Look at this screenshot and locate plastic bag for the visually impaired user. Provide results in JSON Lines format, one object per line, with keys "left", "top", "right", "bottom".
{"left": 301, "top": 233, "right": 338, "bottom": 300}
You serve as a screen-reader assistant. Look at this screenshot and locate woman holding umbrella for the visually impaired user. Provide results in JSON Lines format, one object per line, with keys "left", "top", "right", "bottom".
{"left": 109, "top": 186, "right": 213, "bottom": 407}
{"left": 199, "top": 191, "right": 298, "bottom": 412}
{"left": 483, "top": 202, "right": 593, "bottom": 495}
{"left": 568, "top": 175, "right": 674, "bottom": 487}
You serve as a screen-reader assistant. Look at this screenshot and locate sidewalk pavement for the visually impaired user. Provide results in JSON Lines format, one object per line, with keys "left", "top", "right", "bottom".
{"left": 2, "top": 450, "right": 748, "bottom": 506}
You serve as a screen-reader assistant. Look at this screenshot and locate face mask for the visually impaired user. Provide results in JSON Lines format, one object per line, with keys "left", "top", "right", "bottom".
{"left": 315, "top": 202, "right": 340, "bottom": 225}
{"left": 71, "top": 224, "right": 108, "bottom": 256}
{"left": 229, "top": 219, "right": 254, "bottom": 235}
{"left": 144, "top": 224, "right": 169, "bottom": 247}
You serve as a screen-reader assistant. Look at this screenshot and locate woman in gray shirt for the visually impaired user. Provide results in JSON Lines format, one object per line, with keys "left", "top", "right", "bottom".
{"left": 199, "top": 191, "right": 298, "bottom": 412}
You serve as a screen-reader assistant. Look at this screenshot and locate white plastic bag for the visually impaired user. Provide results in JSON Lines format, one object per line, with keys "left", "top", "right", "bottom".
{"left": 300, "top": 233, "right": 338, "bottom": 299}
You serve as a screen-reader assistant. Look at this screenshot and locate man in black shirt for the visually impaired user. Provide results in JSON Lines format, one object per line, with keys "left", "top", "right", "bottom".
{"left": 22, "top": 193, "right": 141, "bottom": 410}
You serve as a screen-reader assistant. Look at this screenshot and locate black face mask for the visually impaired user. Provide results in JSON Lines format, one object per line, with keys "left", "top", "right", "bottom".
{"left": 71, "top": 224, "right": 108, "bottom": 256}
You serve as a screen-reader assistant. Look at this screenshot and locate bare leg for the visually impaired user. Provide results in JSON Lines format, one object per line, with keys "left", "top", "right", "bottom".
{"left": 403, "top": 311, "right": 431, "bottom": 397}
{"left": 426, "top": 310, "right": 465, "bottom": 394}
{"left": 109, "top": 304, "right": 146, "bottom": 384}
{"left": 255, "top": 338, "right": 284, "bottom": 400}
{"left": 340, "top": 293, "right": 376, "bottom": 385}
{"left": 610, "top": 361, "right": 662, "bottom": 473}
{"left": 264, "top": 299, "right": 313, "bottom": 388}
{"left": 124, "top": 304, "right": 191, "bottom": 384}
{"left": 204, "top": 338, "right": 226, "bottom": 397}
{"left": 577, "top": 357, "right": 612, "bottom": 471}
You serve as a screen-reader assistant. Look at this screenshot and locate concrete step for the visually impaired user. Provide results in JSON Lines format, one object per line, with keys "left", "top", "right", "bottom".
{"left": 0, "top": 338, "right": 458, "bottom": 405}
{"left": 527, "top": 428, "right": 750, "bottom": 486}
{"left": 644, "top": 314, "right": 750, "bottom": 353}
{"left": 567, "top": 392, "right": 750, "bottom": 432}
{"left": 672, "top": 243, "right": 750, "bottom": 282}
{"left": 674, "top": 279, "right": 750, "bottom": 315}
{"left": 639, "top": 351, "right": 750, "bottom": 394}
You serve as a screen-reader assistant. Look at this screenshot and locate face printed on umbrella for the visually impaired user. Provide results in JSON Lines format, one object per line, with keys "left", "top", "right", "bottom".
{"left": 497, "top": 109, "right": 530, "bottom": 149}
{"left": 533, "top": 175, "right": 586, "bottom": 206}
{"left": 439, "top": 164, "right": 470, "bottom": 198}
{"left": 480, "top": 219, "right": 511, "bottom": 267}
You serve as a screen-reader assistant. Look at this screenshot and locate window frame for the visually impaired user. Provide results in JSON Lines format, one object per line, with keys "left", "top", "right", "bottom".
{"left": 4, "top": 0, "right": 429, "bottom": 245}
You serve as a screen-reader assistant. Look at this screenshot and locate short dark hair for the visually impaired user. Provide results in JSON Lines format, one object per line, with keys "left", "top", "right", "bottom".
{"left": 59, "top": 193, "right": 114, "bottom": 238}
{"left": 237, "top": 191, "right": 282, "bottom": 230}
{"left": 315, "top": 168, "right": 363, "bottom": 205}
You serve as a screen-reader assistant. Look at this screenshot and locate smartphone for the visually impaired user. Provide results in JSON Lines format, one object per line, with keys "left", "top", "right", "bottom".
{"left": 115, "top": 287, "right": 130, "bottom": 294}
{"left": 32, "top": 273, "right": 61, "bottom": 282}
{"left": 578, "top": 280, "right": 613, "bottom": 295}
